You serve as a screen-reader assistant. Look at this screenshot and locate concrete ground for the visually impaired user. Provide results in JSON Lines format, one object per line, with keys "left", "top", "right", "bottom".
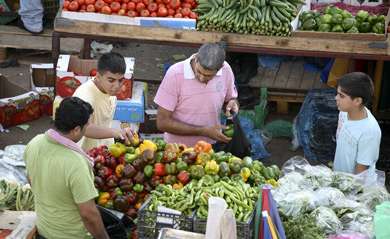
{"left": 0, "top": 44, "right": 303, "bottom": 168}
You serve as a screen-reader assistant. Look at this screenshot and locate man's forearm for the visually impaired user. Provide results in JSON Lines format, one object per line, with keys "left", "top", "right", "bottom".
{"left": 157, "top": 117, "right": 205, "bottom": 137}
{"left": 85, "top": 124, "right": 115, "bottom": 139}
{"left": 81, "top": 211, "right": 109, "bottom": 239}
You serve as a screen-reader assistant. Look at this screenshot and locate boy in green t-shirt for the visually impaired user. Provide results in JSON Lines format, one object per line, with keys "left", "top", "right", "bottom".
{"left": 24, "top": 97, "right": 109, "bottom": 239}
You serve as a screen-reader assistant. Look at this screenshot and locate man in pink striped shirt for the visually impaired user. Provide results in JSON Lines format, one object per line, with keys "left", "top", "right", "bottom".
{"left": 154, "top": 43, "right": 239, "bottom": 147}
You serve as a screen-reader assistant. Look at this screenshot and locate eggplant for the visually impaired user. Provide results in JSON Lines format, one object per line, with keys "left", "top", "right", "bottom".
{"left": 134, "top": 171, "right": 145, "bottom": 184}
{"left": 123, "top": 164, "right": 136, "bottom": 178}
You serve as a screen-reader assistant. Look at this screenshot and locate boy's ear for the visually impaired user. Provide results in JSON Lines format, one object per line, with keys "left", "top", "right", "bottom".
{"left": 353, "top": 97, "right": 363, "bottom": 106}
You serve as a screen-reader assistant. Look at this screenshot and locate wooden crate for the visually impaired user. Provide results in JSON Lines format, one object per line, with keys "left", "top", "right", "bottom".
{"left": 249, "top": 60, "right": 328, "bottom": 113}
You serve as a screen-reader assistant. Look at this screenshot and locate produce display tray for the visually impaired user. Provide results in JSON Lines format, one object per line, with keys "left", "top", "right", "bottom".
{"left": 292, "top": 7, "right": 390, "bottom": 41}
{"left": 192, "top": 211, "right": 255, "bottom": 239}
{"left": 137, "top": 198, "right": 194, "bottom": 239}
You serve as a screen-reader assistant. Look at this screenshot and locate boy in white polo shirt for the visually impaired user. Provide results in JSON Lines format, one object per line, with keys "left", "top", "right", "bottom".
{"left": 74, "top": 52, "right": 133, "bottom": 151}
{"left": 334, "top": 72, "right": 381, "bottom": 174}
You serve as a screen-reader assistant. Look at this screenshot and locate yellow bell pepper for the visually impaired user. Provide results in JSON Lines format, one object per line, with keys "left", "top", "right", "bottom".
{"left": 266, "top": 179, "right": 279, "bottom": 187}
{"left": 97, "top": 192, "right": 110, "bottom": 206}
{"left": 172, "top": 182, "right": 183, "bottom": 190}
{"left": 108, "top": 142, "right": 127, "bottom": 158}
{"left": 240, "top": 167, "right": 251, "bottom": 182}
{"left": 205, "top": 160, "right": 219, "bottom": 175}
{"left": 196, "top": 152, "right": 211, "bottom": 166}
{"left": 139, "top": 140, "right": 157, "bottom": 153}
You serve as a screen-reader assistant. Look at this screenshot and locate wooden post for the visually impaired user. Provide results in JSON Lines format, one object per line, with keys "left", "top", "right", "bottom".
{"left": 373, "top": 60, "right": 384, "bottom": 114}
{"left": 0, "top": 48, "right": 7, "bottom": 62}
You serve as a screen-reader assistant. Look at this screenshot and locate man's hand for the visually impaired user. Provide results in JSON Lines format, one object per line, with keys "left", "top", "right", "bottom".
{"left": 202, "top": 125, "right": 231, "bottom": 143}
{"left": 112, "top": 128, "right": 134, "bottom": 145}
{"left": 225, "top": 99, "right": 239, "bottom": 117}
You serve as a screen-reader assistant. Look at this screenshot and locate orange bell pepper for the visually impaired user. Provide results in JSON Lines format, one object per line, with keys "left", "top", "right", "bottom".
{"left": 194, "top": 140, "right": 212, "bottom": 153}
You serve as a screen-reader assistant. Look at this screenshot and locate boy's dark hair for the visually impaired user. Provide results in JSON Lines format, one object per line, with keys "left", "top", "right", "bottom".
{"left": 338, "top": 72, "right": 374, "bottom": 106}
{"left": 98, "top": 52, "right": 126, "bottom": 75}
{"left": 55, "top": 97, "right": 93, "bottom": 133}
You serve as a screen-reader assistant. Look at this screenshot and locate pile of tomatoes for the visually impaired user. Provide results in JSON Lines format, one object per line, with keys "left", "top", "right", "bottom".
{"left": 63, "top": 0, "right": 198, "bottom": 18}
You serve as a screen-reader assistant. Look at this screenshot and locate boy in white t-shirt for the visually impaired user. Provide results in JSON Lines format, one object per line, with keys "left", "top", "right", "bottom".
{"left": 73, "top": 52, "right": 133, "bottom": 151}
{"left": 334, "top": 72, "right": 381, "bottom": 174}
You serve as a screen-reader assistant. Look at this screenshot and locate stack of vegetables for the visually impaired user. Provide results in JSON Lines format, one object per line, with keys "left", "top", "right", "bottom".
{"left": 299, "top": 5, "right": 386, "bottom": 34}
{"left": 88, "top": 137, "right": 281, "bottom": 221}
{"left": 0, "top": 179, "right": 34, "bottom": 211}
{"left": 145, "top": 140, "right": 281, "bottom": 222}
{"left": 195, "top": 0, "right": 304, "bottom": 36}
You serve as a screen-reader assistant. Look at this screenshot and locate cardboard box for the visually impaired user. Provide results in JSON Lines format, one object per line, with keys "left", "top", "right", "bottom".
{"left": 30, "top": 63, "right": 56, "bottom": 90}
{"left": 113, "top": 81, "right": 146, "bottom": 123}
{"left": 56, "top": 55, "right": 135, "bottom": 98}
{"left": 293, "top": 6, "right": 390, "bottom": 41}
{"left": 0, "top": 74, "right": 41, "bottom": 128}
{"left": 61, "top": 11, "right": 196, "bottom": 30}
{"left": 139, "top": 17, "right": 196, "bottom": 30}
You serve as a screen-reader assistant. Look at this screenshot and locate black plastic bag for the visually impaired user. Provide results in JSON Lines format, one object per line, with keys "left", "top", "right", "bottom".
{"left": 214, "top": 115, "right": 251, "bottom": 158}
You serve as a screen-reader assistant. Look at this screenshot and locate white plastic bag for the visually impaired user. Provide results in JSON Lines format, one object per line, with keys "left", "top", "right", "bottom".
{"left": 311, "top": 206, "right": 342, "bottom": 234}
{"left": 313, "top": 187, "right": 345, "bottom": 207}
{"left": 220, "top": 209, "right": 237, "bottom": 239}
{"left": 205, "top": 197, "right": 228, "bottom": 239}
{"left": 276, "top": 189, "right": 317, "bottom": 217}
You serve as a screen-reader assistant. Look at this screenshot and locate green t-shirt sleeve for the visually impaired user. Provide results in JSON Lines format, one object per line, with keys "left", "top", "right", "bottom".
{"left": 68, "top": 156, "right": 98, "bottom": 204}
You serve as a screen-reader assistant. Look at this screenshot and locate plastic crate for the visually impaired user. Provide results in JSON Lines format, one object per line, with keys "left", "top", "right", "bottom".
{"left": 137, "top": 198, "right": 194, "bottom": 239}
{"left": 193, "top": 211, "right": 254, "bottom": 239}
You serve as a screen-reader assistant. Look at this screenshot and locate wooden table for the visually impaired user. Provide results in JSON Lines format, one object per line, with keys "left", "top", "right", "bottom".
{"left": 52, "top": 15, "right": 389, "bottom": 113}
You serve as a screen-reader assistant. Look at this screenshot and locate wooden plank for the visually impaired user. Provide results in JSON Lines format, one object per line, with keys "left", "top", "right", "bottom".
{"left": 0, "top": 25, "right": 52, "bottom": 37}
{"left": 300, "top": 69, "right": 318, "bottom": 90}
{"left": 273, "top": 61, "right": 291, "bottom": 89}
{"left": 0, "top": 30, "right": 82, "bottom": 52}
{"left": 54, "top": 16, "right": 390, "bottom": 60}
{"left": 276, "top": 101, "right": 289, "bottom": 114}
{"left": 262, "top": 68, "right": 278, "bottom": 88}
{"left": 287, "top": 61, "right": 304, "bottom": 90}
{"left": 292, "top": 31, "right": 386, "bottom": 41}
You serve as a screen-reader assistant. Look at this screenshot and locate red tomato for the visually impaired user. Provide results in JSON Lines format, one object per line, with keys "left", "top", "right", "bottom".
{"left": 68, "top": 1, "right": 79, "bottom": 11}
{"left": 85, "top": 0, "right": 95, "bottom": 4}
{"left": 175, "top": 7, "right": 182, "bottom": 14}
{"left": 89, "top": 68, "right": 98, "bottom": 76}
{"left": 163, "top": 0, "right": 170, "bottom": 4}
{"left": 155, "top": 0, "right": 163, "bottom": 3}
{"left": 181, "top": 2, "right": 191, "bottom": 8}
{"left": 116, "top": 79, "right": 132, "bottom": 100}
{"left": 142, "top": 0, "right": 153, "bottom": 5}
{"left": 127, "top": 2, "right": 136, "bottom": 10}
{"left": 169, "top": 0, "right": 180, "bottom": 9}
{"left": 132, "top": 0, "right": 142, "bottom": 3}
{"left": 189, "top": 10, "right": 197, "bottom": 19}
{"left": 157, "top": 6, "right": 168, "bottom": 16}
{"left": 24, "top": 100, "right": 41, "bottom": 121}
{"left": 168, "top": 8, "right": 175, "bottom": 16}
{"left": 104, "top": 0, "right": 113, "bottom": 3}
{"left": 150, "top": 11, "right": 157, "bottom": 16}
{"left": 181, "top": 7, "right": 190, "bottom": 17}
{"left": 183, "top": 0, "right": 193, "bottom": 4}
{"left": 118, "top": 8, "right": 126, "bottom": 15}
{"left": 63, "top": 0, "right": 70, "bottom": 9}
{"left": 101, "top": 5, "right": 112, "bottom": 14}
{"left": 80, "top": 4, "right": 87, "bottom": 10}
{"left": 110, "top": 1, "right": 121, "bottom": 12}
{"left": 87, "top": 4, "right": 96, "bottom": 12}
{"left": 77, "top": 0, "right": 85, "bottom": 5}
{"left": 147, "top": 2, "right": 157, "bottom": 12}
{"left": 136, "top": 2, "right": 145, "bottom": 12}
{"left": 127, "top": 10, "right": 138, "bottom": 16}
{"left": 56, "top": 77, "right": 81, "bottom": 97}
{"left": 140, "top": 9, "right": 150, "bottom": 16}
{"left": 158, "top": 3, "right": 165, "bottom": 8}
{"left": 122, "top": 0, "right": 130, "bottom": 2}
{"left": 121, "top": 3, "right": 127, "bottom": 9}
{"left": 174, "top": 12, "right": 182, "bottom": 18}
{"left": 95, "top": 0, "right": 105, "bottom": 11}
